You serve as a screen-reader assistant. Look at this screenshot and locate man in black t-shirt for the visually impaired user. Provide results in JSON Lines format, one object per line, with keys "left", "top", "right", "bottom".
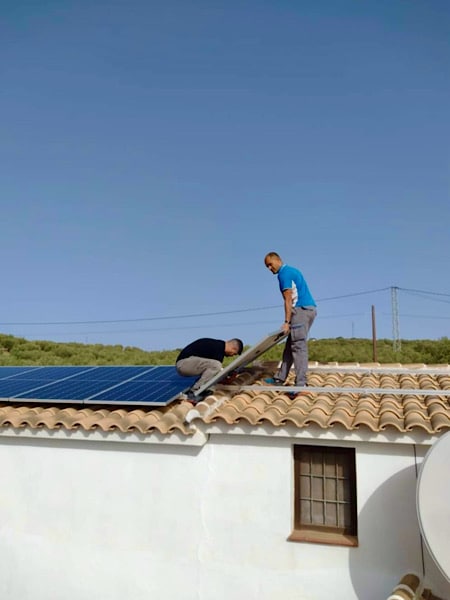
{"left": 176, "top": 337, "right": 243, "bottom": 398}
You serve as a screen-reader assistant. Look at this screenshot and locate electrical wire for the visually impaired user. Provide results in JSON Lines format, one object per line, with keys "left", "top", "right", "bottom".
{"left": 400, "top": 290, "right": 450, "bottom": 305}
{"left": 317, "top": 287, "right": 390, "bottom": 302}
{"left": 7, "top": 313, "right": 366, "bottom": 338}
{"left": 0, "top": 285, "right": 448, "bottom": 329}
{"left": 388, "top": 313, "right": 450, "bottom": 320}
{"left": 399, "top": 287, "right": 450, "bottom": 298}
{"left": 0, "top": 288, "right": 390, "bottom": 326}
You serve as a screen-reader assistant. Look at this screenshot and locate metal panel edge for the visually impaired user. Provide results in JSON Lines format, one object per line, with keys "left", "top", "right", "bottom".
{"left": 194, "top": 329, "right": 287, "bottom": 397}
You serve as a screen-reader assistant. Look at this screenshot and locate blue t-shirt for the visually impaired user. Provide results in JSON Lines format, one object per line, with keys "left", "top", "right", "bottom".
{"left": 277, "top": 264, "right": 316, "bottom": 308}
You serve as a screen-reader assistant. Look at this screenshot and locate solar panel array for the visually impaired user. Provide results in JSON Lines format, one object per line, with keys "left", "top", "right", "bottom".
{"left": 0, "top": 366, "right": 198, "bottom": 407}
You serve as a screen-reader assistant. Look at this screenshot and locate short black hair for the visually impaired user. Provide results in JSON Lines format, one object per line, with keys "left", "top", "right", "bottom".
{"left": 231, "top": 338, "right": 244, "bottom": 355}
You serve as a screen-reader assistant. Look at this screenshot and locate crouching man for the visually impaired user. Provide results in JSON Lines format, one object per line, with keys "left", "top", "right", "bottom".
{"left": 176, "top": 337, "right": 244, "bottom": 399}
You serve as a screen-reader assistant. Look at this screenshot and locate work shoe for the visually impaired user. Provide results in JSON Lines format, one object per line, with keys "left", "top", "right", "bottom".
{"left": 286, "top": 386, "right": 308, "bottom": 400}
{"left": 264, "top": 377, "right": 284, "bottom": 385}
{"left": 186, "top": 389, "right": 214, "bottom": 404}
{"left": 184, "top": 391, "right": 199, "bottom": 405}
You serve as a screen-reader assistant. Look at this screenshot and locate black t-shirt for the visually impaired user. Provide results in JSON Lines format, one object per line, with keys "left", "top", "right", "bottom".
{"left": 176, "top": 338, "right": 226, "bottom": 363}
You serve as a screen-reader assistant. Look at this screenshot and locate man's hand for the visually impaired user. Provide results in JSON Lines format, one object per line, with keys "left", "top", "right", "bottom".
{"left": 222, "top": 372, "right": 238, "bottom": 384}
{"left": 281, "top": 322, "right": 290, "bottom": 335}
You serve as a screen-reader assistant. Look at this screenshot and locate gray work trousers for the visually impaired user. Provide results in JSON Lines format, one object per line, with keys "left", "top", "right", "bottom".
{"left": 276, "top": 306, "right": 317, "bottom": 386}
{"left": 176, "top": 357, "right": 222, "bottom": 392}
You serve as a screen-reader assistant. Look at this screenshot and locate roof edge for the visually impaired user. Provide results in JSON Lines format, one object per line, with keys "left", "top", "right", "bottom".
{"left": 0, "top": 425, "right": 208, "bottom": 447}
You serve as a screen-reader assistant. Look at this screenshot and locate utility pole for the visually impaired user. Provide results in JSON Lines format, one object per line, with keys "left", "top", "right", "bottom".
{"left": 391, "top": 286, "right": 401, "bottom": 352}
{"left": 371, "top": 305, "right": 377, "bottom": 362}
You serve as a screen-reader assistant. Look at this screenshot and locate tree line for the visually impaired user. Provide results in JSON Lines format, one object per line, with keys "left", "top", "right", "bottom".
{"left": 0, "top": 333, "right": 449, "bottom": 366}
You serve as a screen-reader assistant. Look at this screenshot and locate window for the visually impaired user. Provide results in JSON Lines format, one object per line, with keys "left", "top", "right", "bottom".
{"left": 288, "top": 445, "right": 358, "bottom": 546}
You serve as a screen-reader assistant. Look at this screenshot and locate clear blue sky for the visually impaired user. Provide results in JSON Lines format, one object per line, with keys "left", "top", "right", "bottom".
{"left": 1, "top": 0, "right": 449, "bottom": 351}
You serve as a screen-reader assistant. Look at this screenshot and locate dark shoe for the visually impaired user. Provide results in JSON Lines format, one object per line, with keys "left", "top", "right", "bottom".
{"left": 264, "top": 377, "right": 284, "bottom": 385}
{"left": 185, "top": 391, "right": 199, "bottom": 404}
{"left": 186, "top": 388, "right": 214, "bottom": 403}
{"left": 287, "top": 386, "right": 308, "bottom": 400}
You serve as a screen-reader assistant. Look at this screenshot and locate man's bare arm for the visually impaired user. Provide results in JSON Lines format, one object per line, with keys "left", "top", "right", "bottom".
{"left": 281, "top": 289, "right": 293, "bottom": 334}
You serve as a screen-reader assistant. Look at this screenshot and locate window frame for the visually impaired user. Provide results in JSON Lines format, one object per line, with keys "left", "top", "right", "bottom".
{"left": 288, "top": 444, "right": 358, "bottom": 547}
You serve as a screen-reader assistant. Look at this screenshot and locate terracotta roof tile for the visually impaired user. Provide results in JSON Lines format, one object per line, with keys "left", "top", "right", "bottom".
{"left": 0, "top": 400, "right": 196, "bottom": 436}
{"left": 262, "top": 405, "right": 288, "bottom": 423}
{"left": 430, "top": 411, "right": 450, "bottom": 432}
{"left": 187, "top": 365, "right": 449, "bottom": 435}
{"left": 1, "top": 363, "right": 450, "bottom": 438}
{"left": 328, "top": 409, "right": 354, "bottom": 428}
{"left": 191, "top": 364, "right": 450, "bottom": 435}
{"left": 404, "top": 412, "right": 433, "bottom": 433}
{"left": 357, "top": 398, "right": 379, "bottom": 417}
{"left": 379, "top": 400, "right": 404, "bottom": 418}
{"left": 437, "top": 374, "right": 450, "bottom": 387}
{"left": 379, "top": 410, "right": 406, "bottom": 431}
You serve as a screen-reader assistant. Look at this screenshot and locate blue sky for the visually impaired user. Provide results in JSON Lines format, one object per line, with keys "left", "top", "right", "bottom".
{"left": 1, "top": 0, "right": 449, "bottom": 351}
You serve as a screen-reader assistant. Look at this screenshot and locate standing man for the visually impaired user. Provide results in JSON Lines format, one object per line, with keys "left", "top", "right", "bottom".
{"left": 264, "top": 252, "right": 317, "bottom": 388}
{"left": 176, "top": 337, "right": 244, "bottom": 399}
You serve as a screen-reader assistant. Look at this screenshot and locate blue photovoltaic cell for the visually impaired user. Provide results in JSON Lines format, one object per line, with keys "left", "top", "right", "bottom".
{"left": 0, "top": 379, "right": 58, "bottom": 398}
{"left": 133, "top": 366, "right": 183, "bottom": 382}
{"left": 12, "top": 368, "right": 155, "bottom": 401}
{"left": 0, "top": 367, "right": 40, "bottom": 380}
{"left": 14, "top": 380, "right": 120, "bottom": 401}
{"left": 73, "top": 366, "right": 154, "bottom": 381}
{"left": 8, "top": 367, "right": 157, "bottom": 401}
{"left": 0, "top": 365, "right": 197, "bottom": 406}
{"left": 87, "top": 377, "right": 198, "bottom": 405}
{"left": 8, "top": 366, "right": 94, "bottom": 380}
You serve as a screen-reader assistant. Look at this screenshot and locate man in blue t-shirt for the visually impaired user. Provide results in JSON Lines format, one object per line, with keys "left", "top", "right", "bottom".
{"left": 264, "top": 252, "right": 317, "bottom": 388}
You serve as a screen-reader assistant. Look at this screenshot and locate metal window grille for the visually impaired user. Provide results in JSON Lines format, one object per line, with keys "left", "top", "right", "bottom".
{"left": 294, "top": 445, "right": 357, "bottom": 535}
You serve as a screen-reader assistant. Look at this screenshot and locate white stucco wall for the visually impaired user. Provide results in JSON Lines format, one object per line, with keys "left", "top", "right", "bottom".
{"left": 0, "top": 432, "right": 449, "bottom": 600}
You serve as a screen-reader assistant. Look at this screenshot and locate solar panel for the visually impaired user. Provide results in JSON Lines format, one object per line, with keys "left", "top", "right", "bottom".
{"left": 0, "top": 366, "right": 198, "bottom": 407}
{"left": 193, "top": 329, "right": 287, "bottom": 397}
{"left": 0, "top": 366, "right": 92, "bottom": 401}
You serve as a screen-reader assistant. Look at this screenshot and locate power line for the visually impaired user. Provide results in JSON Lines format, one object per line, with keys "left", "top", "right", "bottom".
{"left": 389, "top": 313, "right": 450, "bottom": 320}
{"left": 399, "top": 287, "right": 450, "bottom": 298}
{"left": 318, "top": 287, "right": 390, "bottom": 302}
{"left": 0, "top": 305, "right": 278, "bottom": 326}
{"left": 400, "top": 289, "right": 450, "bottom": 305}
{"left": 7, "top": 313, "right": 366, "bottom": 337}
{"left": 0, "top": 287, "right": 390, "bottom": 326}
